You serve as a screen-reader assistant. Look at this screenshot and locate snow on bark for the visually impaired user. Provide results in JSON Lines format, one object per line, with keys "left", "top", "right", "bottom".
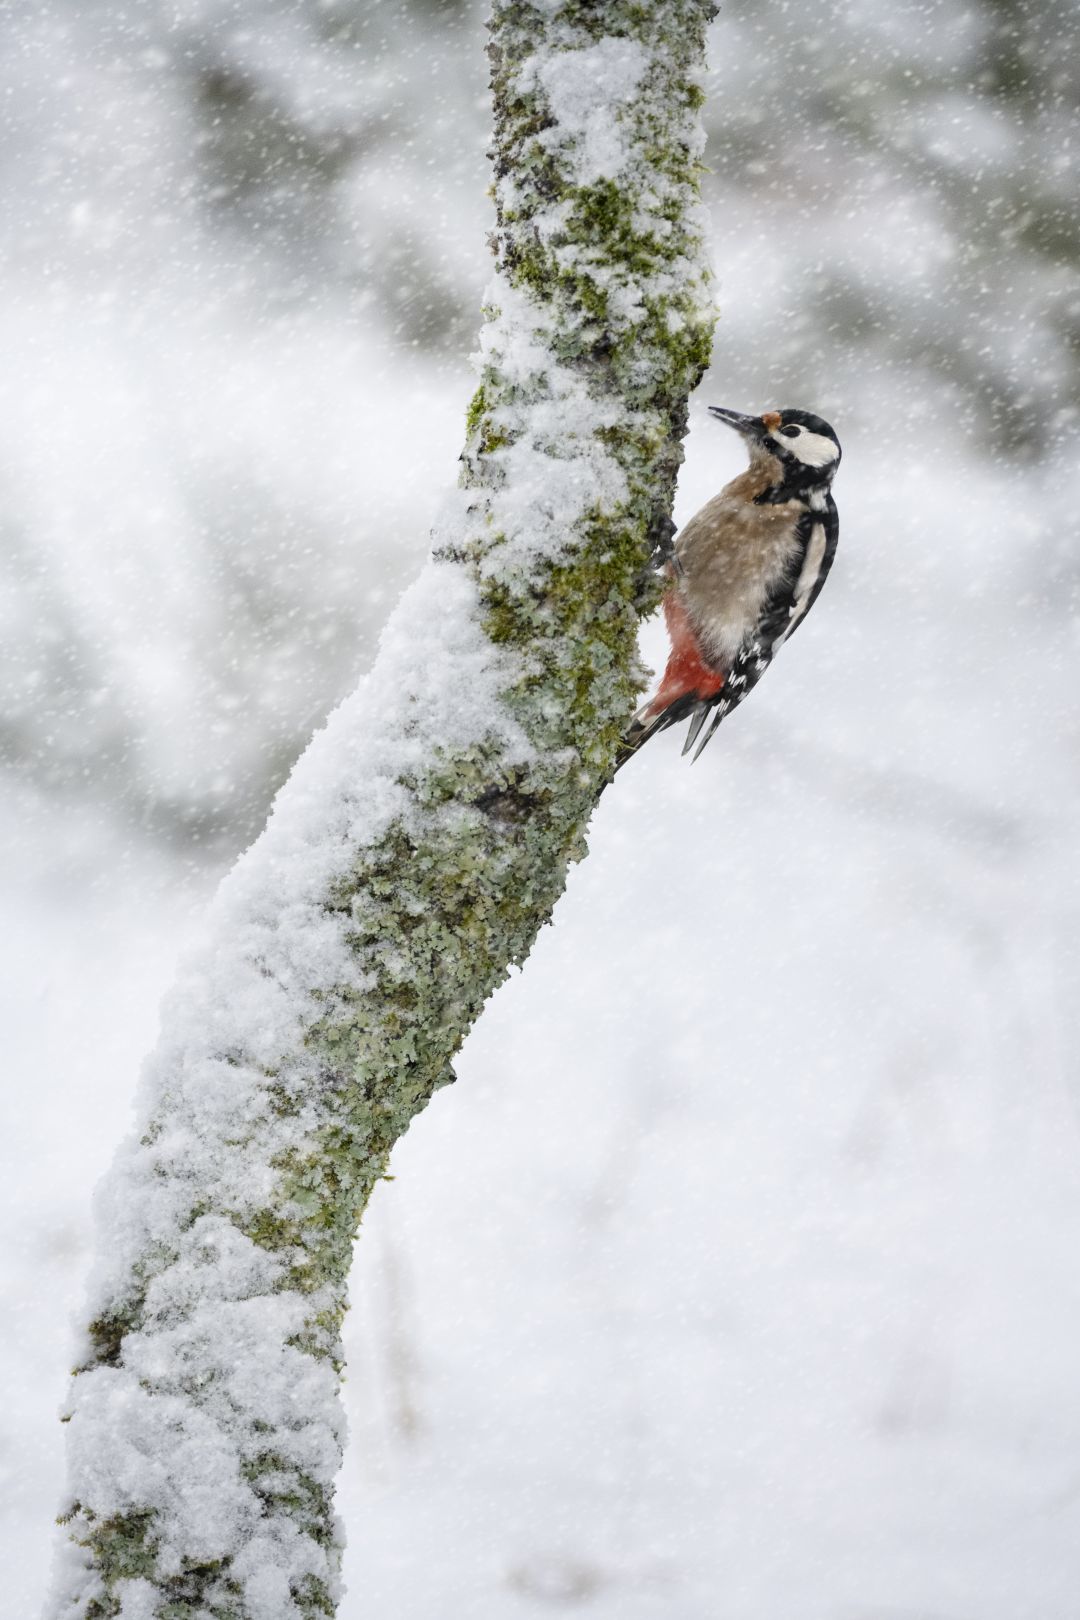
{"left": 48, "top": 4, "right": 716, "bottom": 1617}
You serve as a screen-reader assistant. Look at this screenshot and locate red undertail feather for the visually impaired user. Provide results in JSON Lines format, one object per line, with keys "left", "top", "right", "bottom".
{"left": 644, "top": 591, "right": 725, "bottom": 720}
{"left": 613, "top": 590, "right": 726, "bottom": 773}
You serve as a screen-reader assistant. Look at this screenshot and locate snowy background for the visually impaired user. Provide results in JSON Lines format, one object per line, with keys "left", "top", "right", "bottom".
{"left": 4, "top": 1, "right": 1080, "bottom": 1616}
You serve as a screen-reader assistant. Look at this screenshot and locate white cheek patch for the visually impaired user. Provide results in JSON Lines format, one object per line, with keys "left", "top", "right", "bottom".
{"left": 771, "top": 429, "right": 839, "bottom": 469}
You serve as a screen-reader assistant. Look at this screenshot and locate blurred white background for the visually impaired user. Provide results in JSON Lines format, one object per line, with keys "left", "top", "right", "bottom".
{"left": 3, "top": 2, "right": 1079, "bottom": 1616}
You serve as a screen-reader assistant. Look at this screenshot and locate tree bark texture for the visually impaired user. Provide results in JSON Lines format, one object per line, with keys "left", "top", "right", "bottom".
{"left": 50, "top": 4, "right": 716, "bottom": 1616}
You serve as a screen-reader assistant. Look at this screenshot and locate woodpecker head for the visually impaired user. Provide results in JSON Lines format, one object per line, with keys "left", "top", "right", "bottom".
{"left": 709, "top": 406, "right": 841, "bottom": 490}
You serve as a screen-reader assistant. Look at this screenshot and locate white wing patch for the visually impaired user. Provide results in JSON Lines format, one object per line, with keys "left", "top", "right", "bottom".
{"left": 773, "top": 521, "right": 827, "bottom": 651}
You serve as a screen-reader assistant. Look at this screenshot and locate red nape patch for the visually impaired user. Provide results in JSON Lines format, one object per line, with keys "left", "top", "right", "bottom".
{"left": 644, "top": 591, "right": 725, "bottom": 717}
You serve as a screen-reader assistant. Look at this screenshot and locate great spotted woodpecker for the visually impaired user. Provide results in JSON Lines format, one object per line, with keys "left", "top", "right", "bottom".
{"left": 619, "top": 406, "right": 841, "bottom": 766}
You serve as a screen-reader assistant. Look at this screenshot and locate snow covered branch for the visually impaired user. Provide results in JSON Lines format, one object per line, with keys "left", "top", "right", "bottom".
{"left": 49, "top": 4, "right": 715, "bottom": 1616}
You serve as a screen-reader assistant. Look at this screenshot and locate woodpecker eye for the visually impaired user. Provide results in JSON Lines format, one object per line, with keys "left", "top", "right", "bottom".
{"left": 778, "top": 425, "right": 802, "bottom": 438}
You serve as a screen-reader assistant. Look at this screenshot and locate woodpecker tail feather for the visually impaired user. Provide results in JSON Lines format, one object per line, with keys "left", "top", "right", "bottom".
{"left": 690, "top": 701, "right": 730, "bottom": 762}
{"left": 613, "top": 706, "right": 664, "bottom": 772}
{"left": 615, "top": 691, "right": 716, "bottom": 772}
{"left": 680, "top": 701, "right": 711, "bottom": 757}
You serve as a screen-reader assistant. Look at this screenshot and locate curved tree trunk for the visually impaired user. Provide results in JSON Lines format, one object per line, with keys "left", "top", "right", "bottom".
{"left": 50, "top": 4, "right": 716, "bottom": 1615}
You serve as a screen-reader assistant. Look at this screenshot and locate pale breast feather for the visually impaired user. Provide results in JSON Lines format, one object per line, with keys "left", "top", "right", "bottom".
{"left": 677, "top": 496, "right": 807, "bottom": 666}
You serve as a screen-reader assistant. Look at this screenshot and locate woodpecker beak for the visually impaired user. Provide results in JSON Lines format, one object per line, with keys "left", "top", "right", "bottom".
{"left": 708, "top": 407, "right": 775, "bottom": 441}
